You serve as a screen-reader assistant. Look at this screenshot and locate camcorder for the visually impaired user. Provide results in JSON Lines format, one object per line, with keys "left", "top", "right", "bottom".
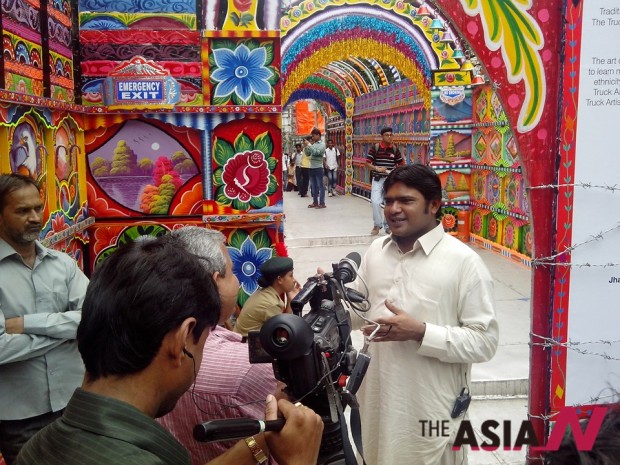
{"left": 193, "top": 253, "right": 371, "bottom": 465}
{"left": 246, "top": 252, "right": 370, "bottom": 465}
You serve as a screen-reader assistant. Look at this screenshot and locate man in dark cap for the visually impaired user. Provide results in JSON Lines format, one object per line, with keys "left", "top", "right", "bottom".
{"left": 234, "top": 257, "right": 300, "bottom": 338}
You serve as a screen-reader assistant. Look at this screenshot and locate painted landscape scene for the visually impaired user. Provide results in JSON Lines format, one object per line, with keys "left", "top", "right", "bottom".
{"left": 88, "top": 120, "right": 199, "bottom": 214}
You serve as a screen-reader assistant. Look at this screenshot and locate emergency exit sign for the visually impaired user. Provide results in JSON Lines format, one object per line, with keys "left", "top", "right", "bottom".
{"left": 116, "top": 80, "right": 164, "bottom": 101}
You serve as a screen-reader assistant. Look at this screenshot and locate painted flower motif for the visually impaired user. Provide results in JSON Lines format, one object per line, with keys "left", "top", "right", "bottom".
{"left": 222, "top": 150, "right": 270, "bottom": 202}
{"left": 51, "top": 213, "right": 67, "bottom": 234}
{"left": 507, "top": 180, "right": 518, "bottom": 206}
{"left": 473, "top": 214, "right": 482, "bottom": 233}
{"left": 281, "top": 17, "right": 291, "bottom": 28}
{"left": 488, "top": 218, "right": 498, "bottom": 238}
{"left": 32, "top": 79, "right": 43, "bottom": 96}
{"left": 306, "top": 1, "right": 314, "bottom": 11}
{"left": 211, "top": 44, "right": 274, "bottom": 103}
{"left": 228, "top": 237, "right": 273, "bottom": 295}
{"left": 396, "top": 0, "right": 404, "bottom": 9}
{"left": 233, "top": 0, "right": 252, "bottom": 12}
{"left": 505, "top": 223, "right": 515, "bottom": 247}
{"left": 525, "top": 230, "right": 533, "bottom": 254}
{"left": 213, "top": 130, "right": 278, "bottom": 211}
{"left": 443, "top": 213, "right": 456, "bottom": 230}
{"left": 292, "top": 7, "right": 302, "bottom": 17}
{"left": 16, "top": 79, "right": 28, "bottom": 93}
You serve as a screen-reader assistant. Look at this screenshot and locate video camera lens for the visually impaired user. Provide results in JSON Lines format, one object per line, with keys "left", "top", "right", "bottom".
{"left": 272, "top": 328, "right": 290, "bottom": 348}
{"left": 260, "top": 315, "right": 314, "bottom": 360}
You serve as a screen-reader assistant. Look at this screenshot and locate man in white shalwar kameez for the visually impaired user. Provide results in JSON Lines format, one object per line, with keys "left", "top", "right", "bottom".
{"left": 350, "top": 164, "right": 499, "bottom": 465}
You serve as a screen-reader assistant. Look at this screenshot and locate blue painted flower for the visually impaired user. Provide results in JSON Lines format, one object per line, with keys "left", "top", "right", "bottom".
{"left": 228, "top": 236, "right": 273, "bottom": 295}
{"left": 212, "top": 44, "right": 274, "bottom": 103}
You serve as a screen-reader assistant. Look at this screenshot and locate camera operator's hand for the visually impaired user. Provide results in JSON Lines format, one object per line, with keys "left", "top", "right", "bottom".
{"left": 287, "top": 279, "right": 302, "bottom": 299}
{"left": 361, "top": 299, "right": 426, "bottom": 343}
{"left": 274, "top": 381, "right": 289, "bottom": 401}
{"left": 264, "top": 396, "right": 323, "bottom": 465}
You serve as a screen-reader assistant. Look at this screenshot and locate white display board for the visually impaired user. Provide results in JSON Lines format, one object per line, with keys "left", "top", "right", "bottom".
{"left": 566, "top": 0, "right": 620, "bottom": 405}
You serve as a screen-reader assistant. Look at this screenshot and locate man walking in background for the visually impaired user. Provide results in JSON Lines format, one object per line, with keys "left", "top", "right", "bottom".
{"left": 292, "top": 143, "right": 303, "bottom": 193}
{"left": 304, "top": 128, "right": 327, "bottom": 209}
{"left": 324, "top": 139, "right": 340, "bottom": 197}
{"left": 366, "top": 127, "right": 405, "bottom": 235}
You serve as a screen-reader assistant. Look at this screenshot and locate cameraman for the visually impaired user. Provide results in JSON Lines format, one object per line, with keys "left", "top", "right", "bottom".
{"left": 351, "top": 164, "right": 498, "bottom": 465}
{"left": 16, "top": 236, "right": 323, "bottom": 465}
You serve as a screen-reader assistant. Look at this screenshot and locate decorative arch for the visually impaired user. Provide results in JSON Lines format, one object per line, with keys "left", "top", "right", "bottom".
{"left": 281, "top": 5, "right": 462, "bottom": 106}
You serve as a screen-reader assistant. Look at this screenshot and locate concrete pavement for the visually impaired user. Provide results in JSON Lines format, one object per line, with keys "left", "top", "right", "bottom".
{"left": 282, "top": 190, "right": 531, "bottom": 465}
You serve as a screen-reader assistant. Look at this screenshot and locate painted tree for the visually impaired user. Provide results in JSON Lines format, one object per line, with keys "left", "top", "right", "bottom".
{"left": 445, "top": 172, "right": 457, "bottom": 192}
{"left": 458, "top": 175, "right": 469, "bottom": 191}
{"left": 445, "top": 134, "right": 456, "bottom": 159}
{"left": 138, "top": 157, "right": 154, "bottom": 175}
{"left": 90, "top": 156, "right": 110, "bottom": 176}
{"left": 150, "top": 174, "right": 178, "bottom": 214}
{"left": 110, "top": 140, "right": 138, "bottom": 175}
{"left": 171, "top": 150, "right": 188, "bottom": 166}
{"left": 140, "top": 184, "right": 159, "bottom": 213}
{"left": 433, "top": 137, "right": 443, "bottom": 160}
{"left": 152, "top": 156, "right": 182, "bottom": 187}
{"left": 176, "top": 158, "right": 197, "bottom": 174}
{"left": 140, "top": 157, "right": 184, "bottom": 214}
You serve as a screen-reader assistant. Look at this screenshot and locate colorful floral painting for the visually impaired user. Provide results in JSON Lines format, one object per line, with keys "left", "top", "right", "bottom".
{"left": 226, "top": 228, "right": 274, "bottom": 306}
{"left": 441, "top": 206, "right": 458, "bottom": 233}
{"left": 209, "top": 39, "right": 279, "bottom": 105}
{"left": 213, "top": 130, "right": 278, "bottom": 211}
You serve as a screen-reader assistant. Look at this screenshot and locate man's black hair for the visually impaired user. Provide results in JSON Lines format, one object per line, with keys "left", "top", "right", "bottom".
{"left": 78, "top": 235, "right": 221, "bottom": 379}
{"left": 310, "top": 128, "right": 321, "bottom": 136}
{"left": 0, "top": 173, "right": 39, "bottom": 211}
{"left": 380, "top": 127, "right": 393, "bottom": 135}
{"left": 383, "top": 164, "right": 443, "bottom": 220}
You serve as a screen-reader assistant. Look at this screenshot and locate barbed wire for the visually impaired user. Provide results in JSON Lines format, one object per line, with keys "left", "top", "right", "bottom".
{"left": 532, "top": 228, "right": 620, "bottom": 266}
{"left": 527, "top": 181, "right": 620, "bottom": 192}
{"left": 528, "top": 391, "right": 618, "bottom": 422}
{"left": 531, "top": 333, "right": 620, "bottom": 361}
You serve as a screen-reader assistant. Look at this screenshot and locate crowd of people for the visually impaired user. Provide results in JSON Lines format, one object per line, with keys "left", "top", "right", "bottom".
{"left": 0, "top": 157, "right": 612, "bottom": 465}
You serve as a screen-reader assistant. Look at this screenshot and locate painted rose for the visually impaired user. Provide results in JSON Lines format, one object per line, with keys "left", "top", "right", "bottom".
{"left": 488, "top": 218, "right": 498, "bottom": 238}
{"left": 473, "top": 214, "right": 482, "bottom": 234}
{"left": 505, "top": 223, "right": 515, "bottom": 247}
{"left": 222, "top": 150, "right": 270, "bottom": 202}
{"left": 442, "top": 213, "right": 456, "bottom": 230}
{"left": 233, "top": 0, "right": 252, "bottom": 12}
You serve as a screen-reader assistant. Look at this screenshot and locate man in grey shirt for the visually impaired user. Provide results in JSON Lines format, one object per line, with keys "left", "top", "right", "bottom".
{"left": 0, "top": 174, "right": 88, "bottom": 464}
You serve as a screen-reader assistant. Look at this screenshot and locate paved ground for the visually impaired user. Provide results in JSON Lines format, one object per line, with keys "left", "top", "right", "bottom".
{"left": 282, "top": 189, "right": 532, "bottom": 464}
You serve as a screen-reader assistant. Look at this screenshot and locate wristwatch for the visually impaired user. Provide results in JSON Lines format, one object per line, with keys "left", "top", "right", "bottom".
{"left": 245, "top": 436, "right": 268, "bottom": 464}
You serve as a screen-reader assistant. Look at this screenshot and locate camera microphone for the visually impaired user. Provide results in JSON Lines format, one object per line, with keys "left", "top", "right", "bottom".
{"left": 333, "top": 252, "right": 361, "bottom": 284}
{"left": 193, "top": 418, "right": 285, "bottom": 442}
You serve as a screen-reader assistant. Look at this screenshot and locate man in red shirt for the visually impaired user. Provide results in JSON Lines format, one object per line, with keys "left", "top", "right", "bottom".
{"left": 366, "top": 127, "right": 405, "bottom": 235}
